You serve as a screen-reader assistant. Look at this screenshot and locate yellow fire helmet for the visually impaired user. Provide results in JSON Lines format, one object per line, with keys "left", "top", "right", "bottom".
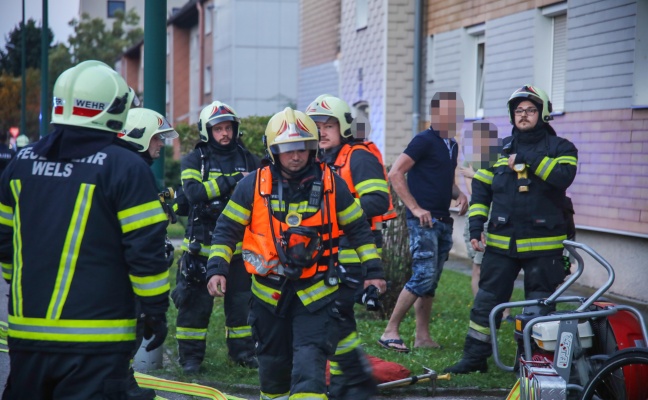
{"left": 264, "top": 107, "right": 319, "bottom": 163}
{"left": 197, "top": 101, "right": 240, "bottom": 142}
{"left": 51, "top": 60, "right": 139, "bottom": 133}
{"left": 507, "top": 84, "right": 553, "bottom": 124}
{"left": 305, "top": 95, "right": 354, "bottom": 138}
{"left": 119, "top": 108, "right": 178, "bottom": 152}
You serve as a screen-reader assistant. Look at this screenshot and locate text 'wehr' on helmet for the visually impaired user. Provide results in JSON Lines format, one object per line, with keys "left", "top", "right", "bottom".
{"left": 264, "top": 107, "right": 319, "bottom": 163}
{"left": 119, "top": 108, "right": 179, "bottom": 152}
{"left": 197, "top": 101, "right": 240, "bottom": 142}
{"left": 507, "top": 84, "right": 553, "bottom": 124}
{"left": 306, "top": 95, "right": 354, "bottom": 139}
{"left": 51, "top": 60, "right": 139, "bottom": 133}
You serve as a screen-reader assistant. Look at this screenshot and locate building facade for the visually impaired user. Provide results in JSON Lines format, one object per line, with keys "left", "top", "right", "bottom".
{"left": 297, "top": 0, "right": 648, "bottom": 302}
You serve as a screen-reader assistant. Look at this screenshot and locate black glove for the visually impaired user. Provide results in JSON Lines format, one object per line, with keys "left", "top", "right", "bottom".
{"left": 142, "top": 313, "right": 168, "bottom": 352}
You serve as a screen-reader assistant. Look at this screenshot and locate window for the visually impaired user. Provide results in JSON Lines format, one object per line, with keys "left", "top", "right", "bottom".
{"left": 204, "top": 6, "right": 213, "bottom": 35}
{"left": 426, "top": 35, "right": 434, "bottom": 83}
{"left": 204, "top": 65, "right": 212, "bottom": 95}
{"left": 356, "top": 0, "right": 368, "bottom": 31}
{"left": 541, "top": 2, "right": 567, "bottom": 112}
{"left": 107, "top": 1, "right": 125, "bottom": 18}
{"left": 166, "top": 81, "right": 170, "bottom": 105}
{"left": 462, "top": 23, "right": 485, "bottom": 119}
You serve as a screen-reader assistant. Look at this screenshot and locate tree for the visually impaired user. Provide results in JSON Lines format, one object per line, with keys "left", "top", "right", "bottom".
{"left": 0, "top": 68, "right": 41, "bottom": 140}
{"left": 68, "top": 9, "right": 143, "bottom": 65}
{"left": 0, "top": 19, "right": 54, "bottom": 76}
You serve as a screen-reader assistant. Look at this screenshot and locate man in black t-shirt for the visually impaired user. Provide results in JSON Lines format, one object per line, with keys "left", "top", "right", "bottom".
{"left": 378, "top": 92, "right": 468, "bottom": 353}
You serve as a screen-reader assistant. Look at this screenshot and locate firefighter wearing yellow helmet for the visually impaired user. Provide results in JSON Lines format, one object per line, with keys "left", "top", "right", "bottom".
{"left": 205, "top": 107, "right": 383, "bottom": 399}
{"left": 0, "top": 60, "right": 169, "bottom": 399}
{"left": 173, "top": 101, "right": 260, "bottom": 373}
{"left": 307, "top": 95, "right": 390, "bottom": 399}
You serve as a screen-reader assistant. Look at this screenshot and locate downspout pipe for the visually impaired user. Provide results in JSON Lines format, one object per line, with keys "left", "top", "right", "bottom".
{"left": 197, "top": 0, "right": 204, "bottom": 109}
{"left": 412, "top": 0, "right": 423, "bottom": 137}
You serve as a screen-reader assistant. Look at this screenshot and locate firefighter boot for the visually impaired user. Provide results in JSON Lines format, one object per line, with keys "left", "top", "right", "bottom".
{"left": 126, "top": 368, "right": 156, "bottom": 400}
{"left": 443, "top": 336, "right": 490, "bottom": 374}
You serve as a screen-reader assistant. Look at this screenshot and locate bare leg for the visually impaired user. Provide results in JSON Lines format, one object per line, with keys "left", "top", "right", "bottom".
{"left": 471, "top": 262, "right": 480, "bottom": 297}
{"left": 380, "top": 288, "right": 418, "bottom": 350}
{"left": 413, "top": 296, "right": 440, "bottom": 348}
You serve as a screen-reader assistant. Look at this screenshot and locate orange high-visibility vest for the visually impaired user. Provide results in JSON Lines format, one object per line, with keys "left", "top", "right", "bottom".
{"left": 242, "top": 164, "right": 339, "bottom": 279}
{"left": 334, "top": 141, "right": 397, "bottom": 230}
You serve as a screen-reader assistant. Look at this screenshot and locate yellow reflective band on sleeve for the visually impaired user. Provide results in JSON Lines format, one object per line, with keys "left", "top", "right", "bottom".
{"left": 468, "top": 203, "right": 490, "bottom": 218}
{"left": 290, "top": 393, "right": 327, "bottom": 400}
{"left": 10, "top": 179, "right": 23, "bottom": 317}
{"left": 223, "top": 201, "right": 251, "bottom": 226}
{"left": 534, "top": 156, "right": 558, "bottom": 181}
{"left": 8, "top": 315, "right": 136, "bottom": 342}
{"left": 1, "top": 262, "right": 12, "bottom": 281}
{"left": 338, "top": 249, "right": 361, "bottom": 265}
{"left": 203, "top": 179, "right": 221, "bottom": 199}
{"left": 260, "top": 391, "right": 290, "bottom": 400}
{"left": 493, "top": 158, "right": 509, "bottom": 167}
{"left": 555, "top": 155, "right": 577, "bottom": 165}
{"left": 516, "top": 235, "right": 566, "bottom": 252}
{"left": 176, "top": 326, "right": 207, "bottom": 340}
{"left": 335, "top": 331, "right": 361, "bottom": 356}
{"left": 129, "top": 270, "right": 170, "bottom": 298}
{"left": 181, "top": 169, "right": 202, "bottom": 182}
{"left": 251, "top": 275, "right": 280, "bottom": 307}
{"left": 181, "top": 239, "right": 210, "bottom": 257}
{"left": 356, "top": 243, "right": 380, "bottom": 262}
{"left": 234, "top": 241, "right": 242, "bottom": 255}
{"left": 209, "top": 244, "right": 233, "bottom": 263}
{"left": 329, "top": 360, "right": 342, "bottom": 375}
{"left": 225, "top": 325, "right": 252, "bottom": 339}
{"left": 485, "top": 233, "right": 510, "bottom": 250}
{"left": 296, "top": 279, "right": 338, "bottom": 307}
{"left": 47, "top": 184, "right": 95, "bottom": 320}
{"left": 473, "top": 169, "right": 494, "bottom": 185}
{"left": 0, "top": 202, "right": 13, "bottom": 227}
{"left": 337, "top": 202, "right": 363, "bottom": 226}
{"left": 118, "top": 200, "right": 167, "bottom": 233}
{"left": 355, "top": 179, "right": 389, "bottom": 197}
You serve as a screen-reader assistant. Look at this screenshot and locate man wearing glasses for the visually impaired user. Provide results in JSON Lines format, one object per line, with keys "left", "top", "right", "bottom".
{"left": 445, "top": 85, "right": 578, "bottom": 374}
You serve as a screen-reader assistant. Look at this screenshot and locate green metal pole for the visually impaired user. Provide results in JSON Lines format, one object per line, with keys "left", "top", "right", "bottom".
{"left": 144, "top": 0, "right": 167, "bottom": 190}
{"left": 20, "top": 0, "right": 26, "bottom": 139}
{"left": 40, "top": 0, "right": 49, "bottom": 137}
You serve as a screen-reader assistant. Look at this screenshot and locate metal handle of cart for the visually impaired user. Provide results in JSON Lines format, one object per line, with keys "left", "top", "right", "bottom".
{"left": 489, "top": 240, "right": 648, "bottom": 371}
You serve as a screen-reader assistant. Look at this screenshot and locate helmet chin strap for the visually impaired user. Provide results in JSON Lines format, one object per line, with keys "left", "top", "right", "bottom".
{"left": 275, "top": 151, "right": 316, "bottom": 179}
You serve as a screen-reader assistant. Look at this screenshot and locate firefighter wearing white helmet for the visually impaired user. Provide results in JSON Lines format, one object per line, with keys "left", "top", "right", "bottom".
{"left": 205, "top": 107, "right": 383, "bottom": 399}
{"left": 173, "top": 100, "right": 259, "bottom": 373}
{"left": 445, "top": 84, "right": 578, "bottom": 375}
{"left": 307, "top": 95, "right": 390, "bottom": 399}
{"left": 0, "top": 60, "right": 169, "bottom": 399}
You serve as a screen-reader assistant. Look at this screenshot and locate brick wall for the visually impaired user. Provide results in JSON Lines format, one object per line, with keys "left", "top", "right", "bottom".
{"left": 171, "top": 26, "right": 191, "bottom": 123}
{"left": 426, "top": 0, "right": 560, "bottom": 35}
{"left": 300, "top": 1, "right": 340, "bottom": 68}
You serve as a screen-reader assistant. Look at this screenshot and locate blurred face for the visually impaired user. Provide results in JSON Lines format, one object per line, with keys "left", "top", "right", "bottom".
{"left": 211, "top": 121, "right": 234, "bottom": 145}
{"left": 147, "top": 134, "right": 165, "bottom": 159}
{"left": 278, "top": 150, "right": 309, "bottom": 175}
{"left": 513, "top": 100, "right": 539, "bottom": 132}
{"left": 315, "top": 118, "right": 341, "bottom": 150}
{"left": 431, "top": 98, "right": 465, "bottom": 139}
{"left": 464, "top": 122, "right": 500, "bottom": 169}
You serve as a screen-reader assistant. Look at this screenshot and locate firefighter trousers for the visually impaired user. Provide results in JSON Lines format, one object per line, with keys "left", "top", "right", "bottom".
{"left": 249, "top": 285, "right": 339, "bottom": 398}
{"left": 329, "top": 282, "right": 377, "bottom": 400}
{"left": 3, "top": 350, "right": 131, "bottom": 400}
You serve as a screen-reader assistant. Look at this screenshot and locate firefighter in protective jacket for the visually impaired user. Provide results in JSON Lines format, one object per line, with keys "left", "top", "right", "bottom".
{"left": 206, "top": 107, "right": 384, "bottom": 399}
{"left": 307, "top": 94, "right": 390, "bottom": 399}
{"left": 445, "top": 85, "right": 578, "bottom": 375}
{"left": 172, "top": 101, "right": 259, "bottom": 373}
{"left": 0, "top": 60, "right": 170, "bottom": 399}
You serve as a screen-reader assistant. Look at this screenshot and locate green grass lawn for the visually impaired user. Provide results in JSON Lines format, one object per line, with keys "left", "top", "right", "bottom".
{"left": 161, "top": 252, "right": 525, "bottom": 392}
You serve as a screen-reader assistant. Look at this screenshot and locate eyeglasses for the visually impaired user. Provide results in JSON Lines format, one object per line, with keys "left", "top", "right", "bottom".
{"left": 514, "top": 108, "right": 538, "bottom": 116}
